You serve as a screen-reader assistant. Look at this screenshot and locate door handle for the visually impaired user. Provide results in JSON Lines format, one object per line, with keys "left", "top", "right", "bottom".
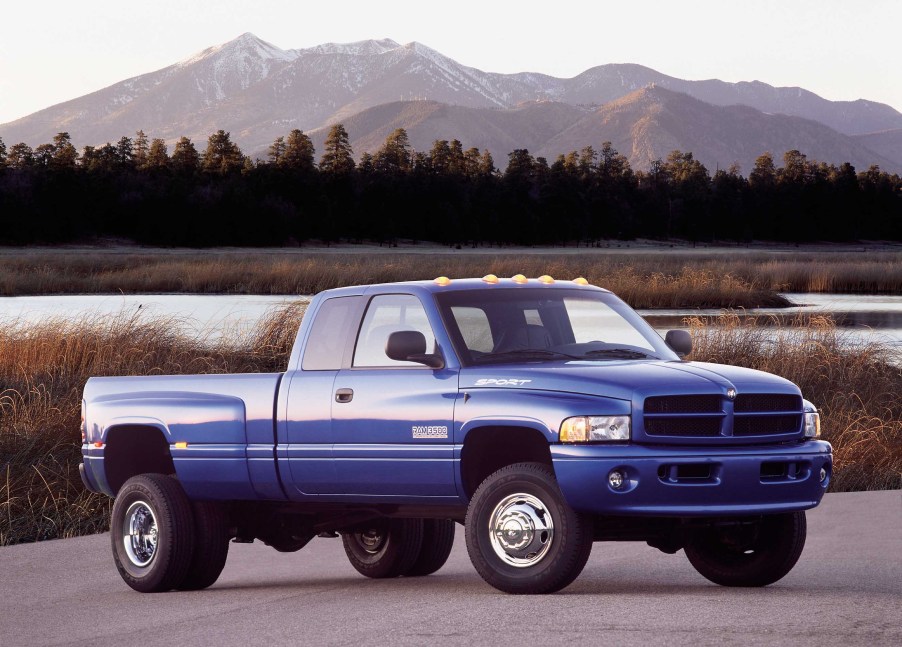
{"left": 335, "top": 388, "right": 354, "bottom": 403}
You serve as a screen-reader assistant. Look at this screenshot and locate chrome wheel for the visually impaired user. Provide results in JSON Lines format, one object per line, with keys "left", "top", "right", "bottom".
{"left": 354, "top": 527, "right": 387, "bottom": 554}
{"left": 123, "top": 500, "right": 158, "bottom": 567}
{"left": 488, "top": 492, "right": 554, "bottom": 567}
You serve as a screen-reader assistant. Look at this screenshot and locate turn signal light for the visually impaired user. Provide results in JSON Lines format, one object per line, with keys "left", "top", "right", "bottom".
{"left": 482, "top": 274, "right": 500, "bottom": 284}
{"left": 93, "top": 442, "right": 104, "bottom": 448}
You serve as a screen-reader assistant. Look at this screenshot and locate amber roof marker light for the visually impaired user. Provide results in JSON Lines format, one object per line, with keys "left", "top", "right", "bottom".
{"left": 511, "top": 274, "right": 528, "bottom": 284}
{"left": 434, "top": 276, "right": 451, "bottom": 286}
{"left": 537, "top": 275, "right": 555, "bottom": 284}
{"left": 482, "top": 274, "right": 500, "bottom": 284}
{"left": 573, "top": 277, "right": 589, "bottom": 285}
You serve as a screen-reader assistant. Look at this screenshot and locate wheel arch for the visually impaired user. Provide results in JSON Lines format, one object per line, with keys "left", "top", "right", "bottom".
{"left": 104, "top": 424, "right": 176, "bottom": 495}
{"left": 459, "top": 424, "right": 554, "bottom": 499}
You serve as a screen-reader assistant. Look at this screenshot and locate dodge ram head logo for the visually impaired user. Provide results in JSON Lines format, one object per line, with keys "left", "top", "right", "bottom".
{"left": 726, "top": 388, "right": 737, "bottom": 400}
{"left": 474, "top": 378, "right": 533, "bottom": 386}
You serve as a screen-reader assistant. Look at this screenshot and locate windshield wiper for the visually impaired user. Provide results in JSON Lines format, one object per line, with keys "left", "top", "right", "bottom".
{"left": 581, "top": 348, "right": 658, "bottom": 360}
{"left": 472, "top": 349, "right": 582, "bottom": 364}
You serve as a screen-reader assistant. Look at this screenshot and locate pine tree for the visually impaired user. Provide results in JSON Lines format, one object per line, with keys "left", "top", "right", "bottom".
{"left": 282, "top": 129, "right": 315, "bottom": 171}
{"left": 319, "top": 124, "right": 355, "bottom": 175}
{"left": 133, "top": 130, "right": 149, "bottom": 169}
{"left": 7, "top": 143, "right": 34, "bottom": 168}
{"left": 202, "top": 130, "right": 244, "bottom": 173}
{"left": 749, "top": 152, "right": 777, "bottom": 189}
{"left": 448, "top": 139, "right": 465, "bottom": 175}
{"left": 147, "top": 139, "right": 169, "bottom": 169}
{"left": 374, "top": 128, "right": 412, "bottom": 173}
{"left": 429, "top": 140, "right": 451, "bottom": 173}
{"left": 34, "top": 144, "right": 55, "bottom": 167}
{"left": 0, "top": 136, "right": 7, "bottom": 169}
{"left": 268, "top": 136, "right": 286, "bottom": 165}
{"left": 479, "top": 149, "right": 495, "bottom": 176}
{"left": 115, "top": 136, "right": 134, "bottom": 168}
{"left": 171, "top": 136, "right": 199, "bottom": 172}
{"left": 358, "top": 152, "right": 375, "bottom": 174}
{"left": 50, "top": 132, "right": 78, "bottom": 169}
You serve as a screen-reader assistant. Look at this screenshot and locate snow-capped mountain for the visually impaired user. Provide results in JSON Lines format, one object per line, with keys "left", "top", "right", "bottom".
{"left": 1, "top": 33, "right": 900, "bottom": 169}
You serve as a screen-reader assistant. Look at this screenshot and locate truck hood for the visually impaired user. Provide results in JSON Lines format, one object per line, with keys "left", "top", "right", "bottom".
{"left": 460, "top": 360, "right": 801, "bottom": 401}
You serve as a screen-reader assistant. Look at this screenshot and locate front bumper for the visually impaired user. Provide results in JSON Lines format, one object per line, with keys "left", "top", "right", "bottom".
{"left": 552, "top": 440, "right": 832, "bottom": 516}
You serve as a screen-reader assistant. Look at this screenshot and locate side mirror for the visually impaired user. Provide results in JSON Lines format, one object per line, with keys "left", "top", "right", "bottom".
{"left": 386, "top": 331, "right": 444, "bottom": 368}
{"left": 665, "top": 329, "right": 693, "bottom": 358}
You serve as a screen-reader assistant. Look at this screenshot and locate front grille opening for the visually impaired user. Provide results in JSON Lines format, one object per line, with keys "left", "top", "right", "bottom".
{"left": 761, "top": 462, "right": 788, "bottom": 478}
{"left": 658, "top": 463, "right": 714, "bottom": 481}
{"left": 645, "top": 395, "right": 722, "bottom": 414}
{"left": 734, "top": 414, "right": 802, "bottom": 436}
{"left": 646, "top": 418, "right": 722, "bottom": 437}
{"left": 735, "top": 394, "right": 802, "bottom": 413}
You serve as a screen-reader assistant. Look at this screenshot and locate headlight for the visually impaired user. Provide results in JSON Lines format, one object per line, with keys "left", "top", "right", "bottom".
{"left": 560, "top": 416, "right": 631, "bottom": 442}
{"left": 803, "top": 399, "right": 821, "bottom": 439}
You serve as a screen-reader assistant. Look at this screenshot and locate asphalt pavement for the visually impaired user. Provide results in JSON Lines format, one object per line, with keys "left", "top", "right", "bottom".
{"left": 1, "top": 490, "right": 899, "bottom": 646}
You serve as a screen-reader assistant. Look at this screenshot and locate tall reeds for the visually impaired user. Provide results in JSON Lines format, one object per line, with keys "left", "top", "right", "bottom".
{"left": 0, "top": 305, "right": 306, "bottom": 545}
{"left": 0, "top": 249, "right": 899, "bottom": 305}
{"left": 688, "top": 314, "right": 902, "bottom": 491}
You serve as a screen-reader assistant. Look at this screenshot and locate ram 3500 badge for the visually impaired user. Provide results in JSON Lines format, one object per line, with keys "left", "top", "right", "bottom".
{"left": 81, "top": 275, "right": 831, "bottom": 594}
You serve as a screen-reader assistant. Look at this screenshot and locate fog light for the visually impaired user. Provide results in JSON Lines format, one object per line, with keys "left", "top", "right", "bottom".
{"left": 819, "top": 467, "right": 827, "bottom": 482}
{"left": 609, "top": 470, "right": 625, "bottom": 490}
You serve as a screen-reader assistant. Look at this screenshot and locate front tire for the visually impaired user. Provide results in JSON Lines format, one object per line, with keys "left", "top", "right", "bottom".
{"left": 465, "top": 462, "right": 593, "bottom": 594}
{"left": 111, "top": 474, "right": 195, "bottom": 593}
{"left": 684, "top": 511, "right": 807, "bottom": 587}
{"left": 341, "top": 518, "right": 424, "bottom": 578}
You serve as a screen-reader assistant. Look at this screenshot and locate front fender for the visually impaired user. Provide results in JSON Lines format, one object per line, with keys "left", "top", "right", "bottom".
{"left": 456, "top": 388, "right": 631, "bottom": 444}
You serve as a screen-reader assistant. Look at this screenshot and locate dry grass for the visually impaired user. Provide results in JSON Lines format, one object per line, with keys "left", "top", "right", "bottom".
{"left": 688, "top": 314, "right": 902, "bottom": 491}
{"left": 1, "top": 304, "right": 899, "bottom": 545}
{"left": 0, "top": 251, "right": 787, "bottom": 308}
{"left": 0, "top": 305, "right": 305, "bottom": 545}
{"left": 0, "top": 248, "right": 899, "bottom": 305}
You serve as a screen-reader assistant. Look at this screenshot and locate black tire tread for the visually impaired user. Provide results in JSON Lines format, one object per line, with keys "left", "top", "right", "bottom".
{"left": 406, "top": 519, "right": 455, "bottom": 577}
{"left": 342, "top": 518, "right": 424, "bottom": 579}
{"left": 684, "top": 511, "right": 807, "bottom": 587}
{"left": 110, "top": 473, "right": 195, "bottom": 593}
{"left": 177, "top": 501, "right": 230, "bottom": 591}
{"left": 465, "top": 462, "right": 593, "bottom": 594}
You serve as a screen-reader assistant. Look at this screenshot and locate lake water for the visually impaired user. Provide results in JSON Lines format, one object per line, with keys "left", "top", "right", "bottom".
{"left": 0, "top": 292, "right": 900, "bottom": 349}
{"left": 639, "top": 293, "right": 902, "bottom": 350}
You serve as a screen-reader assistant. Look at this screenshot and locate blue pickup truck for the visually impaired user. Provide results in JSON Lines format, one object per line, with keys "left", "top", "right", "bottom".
{"left": 80, "top": 275, "right": 832, "bottom": 594}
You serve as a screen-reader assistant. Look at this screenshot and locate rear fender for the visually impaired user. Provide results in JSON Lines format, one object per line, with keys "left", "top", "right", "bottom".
{"left": 88, "top": 393, "right": 255, "bottom": 500}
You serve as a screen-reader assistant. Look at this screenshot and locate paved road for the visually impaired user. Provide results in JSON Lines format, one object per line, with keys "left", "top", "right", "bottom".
{"left": 1, "top": 490, "right": 899, "bottom": 646}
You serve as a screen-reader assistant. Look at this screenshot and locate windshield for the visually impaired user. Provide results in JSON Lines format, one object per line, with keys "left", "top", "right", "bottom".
{"left": 435, "top": 288, "right": 678, "bottom": 366}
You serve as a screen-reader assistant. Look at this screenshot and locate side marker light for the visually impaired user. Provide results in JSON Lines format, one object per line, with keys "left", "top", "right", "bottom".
{"left": 174, "top": 441, "right": 188, "bottom": 449}
{"left": 93, "top": 442, "right": 104, "bottom": 448}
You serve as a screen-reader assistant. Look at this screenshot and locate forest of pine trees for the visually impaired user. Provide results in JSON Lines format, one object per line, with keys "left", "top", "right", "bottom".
{"left": 0, "top": 126, "right": 899, "bottom": 247}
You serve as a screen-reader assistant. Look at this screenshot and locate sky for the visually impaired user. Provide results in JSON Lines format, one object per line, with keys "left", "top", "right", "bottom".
{"left": 0, "top": 0, "right": 898, "bottom": 124}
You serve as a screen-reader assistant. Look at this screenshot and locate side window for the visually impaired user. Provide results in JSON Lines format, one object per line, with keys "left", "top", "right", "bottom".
{"left": 353, "top": 295, "right": 437, "bottom": 367}
{"left": 450, "top": 306, "right": 493, "bottom": 353}
{"left": 301, "top": 297, "right": 361, "bottom": 370}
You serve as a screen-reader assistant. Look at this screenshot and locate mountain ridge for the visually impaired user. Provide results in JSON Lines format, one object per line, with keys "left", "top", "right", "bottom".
{"left": 1, "top": 33, "right": 900, "bottom": 171}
